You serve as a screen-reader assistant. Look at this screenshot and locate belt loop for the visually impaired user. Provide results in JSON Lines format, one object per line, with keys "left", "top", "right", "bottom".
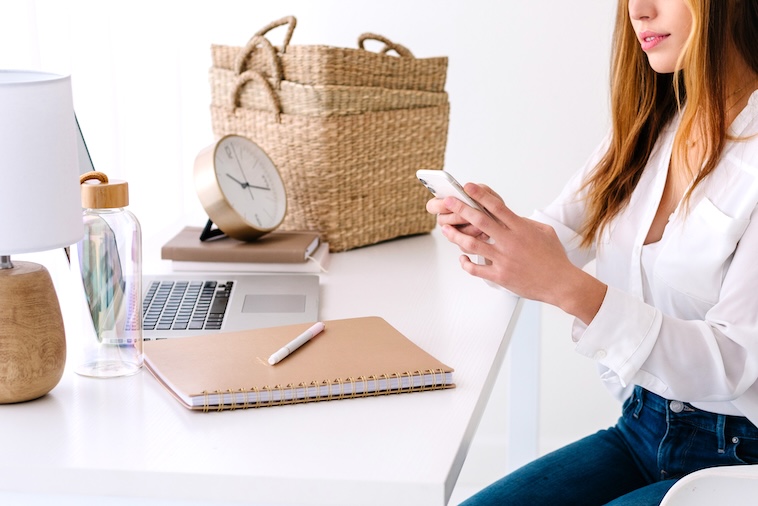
{"left": 717, "top": 414, "right": 726, "bottom": 453}
{"left": 633, "top": 386, "right": 644, "bottom": 419}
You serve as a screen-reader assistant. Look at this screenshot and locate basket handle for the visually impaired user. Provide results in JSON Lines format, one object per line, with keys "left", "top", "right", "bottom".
{"left": 253, "top": 15, "right": 297, "bottom": 54}
{"left": 229, "top": 70, "right": 282, "bottom": 122}
{"left": 357, "top": 33, "right": 414, "bottom": 58}
{"left": 234, "top": 35, "right": 283, "bottom": 87}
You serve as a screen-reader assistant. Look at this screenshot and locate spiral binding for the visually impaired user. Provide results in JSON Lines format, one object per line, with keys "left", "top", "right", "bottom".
{"left": 199, "top": 368, "right": 452, "bottom": 412}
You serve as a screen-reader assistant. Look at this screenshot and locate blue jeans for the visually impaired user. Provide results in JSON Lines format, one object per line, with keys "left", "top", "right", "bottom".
{"left": 460, "top": 386, "right": 758, "bottom": 506}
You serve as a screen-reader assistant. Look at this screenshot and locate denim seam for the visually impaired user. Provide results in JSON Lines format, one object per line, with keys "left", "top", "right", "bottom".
{"left": 658, "top": 408, "right": 672, "bottom": 480}
{"left": 717, "top": 415, "right": 726, "bottom": 453}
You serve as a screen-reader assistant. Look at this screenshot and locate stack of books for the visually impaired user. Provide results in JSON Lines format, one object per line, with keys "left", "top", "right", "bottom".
{"left": 161, "top": 226, "right": 329, "bottom": 273}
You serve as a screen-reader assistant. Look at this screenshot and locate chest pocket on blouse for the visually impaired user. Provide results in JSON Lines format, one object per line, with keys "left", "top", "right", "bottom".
{"left": 655, "top": 198, "right": 750, "bottom": 306}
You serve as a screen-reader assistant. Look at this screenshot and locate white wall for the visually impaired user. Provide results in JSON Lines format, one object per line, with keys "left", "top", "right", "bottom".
{"left": 1, "top": 0, "right": 621, "bottom": 500}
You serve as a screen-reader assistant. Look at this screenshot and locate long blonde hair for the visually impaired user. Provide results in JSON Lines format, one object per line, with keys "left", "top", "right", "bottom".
{"left": 579, "top": 0, "right": 758, "bottom": 247}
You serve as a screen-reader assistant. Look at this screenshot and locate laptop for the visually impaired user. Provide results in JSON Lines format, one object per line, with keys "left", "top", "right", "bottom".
{"left": 74, "top": 117, "right": 320, "bottom": 339}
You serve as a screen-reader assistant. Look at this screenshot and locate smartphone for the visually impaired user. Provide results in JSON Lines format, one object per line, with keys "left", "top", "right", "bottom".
{"left": 416, "top": 169, "right": 490, "bottom": 215}
{"left": 417, "top": 169, "right": 494, "bottom": 266}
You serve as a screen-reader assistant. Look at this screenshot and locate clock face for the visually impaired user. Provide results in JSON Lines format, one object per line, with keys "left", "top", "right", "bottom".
{"left": 212, "top": 136, "right": 287, "bottom": 232}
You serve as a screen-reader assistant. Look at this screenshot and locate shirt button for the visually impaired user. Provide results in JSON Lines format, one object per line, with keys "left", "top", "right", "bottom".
{"left": 593, "top": 349, "right": 607, "bottom": 360}
{"left": 670, "top": 401, "right": 684, "bottom": 413}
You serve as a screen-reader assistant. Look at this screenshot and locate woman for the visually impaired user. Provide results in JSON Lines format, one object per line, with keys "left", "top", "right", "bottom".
{"left": 429, "top": 0, "right": 758, "bottom": 504}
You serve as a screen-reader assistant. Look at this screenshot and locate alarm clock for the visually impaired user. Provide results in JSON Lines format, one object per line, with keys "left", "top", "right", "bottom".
{"left": 194, "top": 135, "right": 287, "bottom": 241}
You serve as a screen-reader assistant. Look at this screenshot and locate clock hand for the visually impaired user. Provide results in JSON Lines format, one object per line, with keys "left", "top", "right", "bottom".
{"left": 229, "top": 145, "right": 269, "bottom": 197}
{"left": 225, "top": 173, "right": 250, "bottom": 189}
{"left": 225, "top": 174, "right": 270, "bottom": 192}
{"left": 230, "top": 145, "right": 255, "bottom": 185}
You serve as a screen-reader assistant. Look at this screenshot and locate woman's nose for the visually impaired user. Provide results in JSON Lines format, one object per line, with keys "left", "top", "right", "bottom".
{"left": 628, "top": 0, "right": 655, "bottom": 21}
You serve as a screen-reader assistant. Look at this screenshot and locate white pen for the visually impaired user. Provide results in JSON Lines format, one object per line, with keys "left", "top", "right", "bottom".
{"left": 268, "top": 322, "right": 325, "bottom": 365}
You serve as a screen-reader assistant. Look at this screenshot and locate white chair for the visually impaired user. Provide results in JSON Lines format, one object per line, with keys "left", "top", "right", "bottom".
{"left": 659, "top": 465, "right": 758, "bottom": 505}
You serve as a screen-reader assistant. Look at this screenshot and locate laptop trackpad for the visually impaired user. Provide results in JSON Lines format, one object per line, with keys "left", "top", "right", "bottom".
{"left": 242, "top": 294, "right": 306, "bottom": 313}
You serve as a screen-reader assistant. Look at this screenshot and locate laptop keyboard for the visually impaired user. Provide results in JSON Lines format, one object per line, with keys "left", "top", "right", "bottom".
{"left": 142, "top": 280, "right": 233, "bottom": 337}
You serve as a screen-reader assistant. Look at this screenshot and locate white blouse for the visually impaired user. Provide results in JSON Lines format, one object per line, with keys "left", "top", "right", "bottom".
{"left": 533, "top": 91, "right": 758, "bottom": 424}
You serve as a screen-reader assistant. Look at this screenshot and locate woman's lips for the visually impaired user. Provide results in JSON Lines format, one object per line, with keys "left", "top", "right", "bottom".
{"left": 639, "top": 31, "right": 670, "bottom": 51}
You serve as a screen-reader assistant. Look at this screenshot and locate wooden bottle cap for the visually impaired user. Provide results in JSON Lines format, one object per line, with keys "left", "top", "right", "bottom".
{"left": 80, "top": 171, "right": 129, "bottom": 209}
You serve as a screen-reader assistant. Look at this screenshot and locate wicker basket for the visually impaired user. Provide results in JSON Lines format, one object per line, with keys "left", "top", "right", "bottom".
{"left": 208, "top": 17, "right": 449, "bottom": 251}
{"left": 210, "top": 72, "right": 447, "bottom": 251}
{"left": 211, "top": 16, "right": 448, "bottom": 92}
{"left": 210, "top": 67, "right": 449, "bottom": 117}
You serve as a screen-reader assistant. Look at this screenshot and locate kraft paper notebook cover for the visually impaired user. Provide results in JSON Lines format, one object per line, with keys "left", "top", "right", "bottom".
{"left": 169, "top": 242, "right": 330, "bottom": 274}
{"left": 161, "top": 226, "right": 320, "bottom": 264}
{"left": 143, "top": 316, "right": 454, "bottom": 411}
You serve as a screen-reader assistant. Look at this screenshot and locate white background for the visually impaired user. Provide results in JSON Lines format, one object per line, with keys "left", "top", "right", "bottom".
{"left": 1, "top": 0, "right": 620, "bottom": 500}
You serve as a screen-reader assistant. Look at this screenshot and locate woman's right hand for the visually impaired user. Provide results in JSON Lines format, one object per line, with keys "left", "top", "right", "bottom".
{"left": 425, "top": 184, "right": 501, "bottom": 240}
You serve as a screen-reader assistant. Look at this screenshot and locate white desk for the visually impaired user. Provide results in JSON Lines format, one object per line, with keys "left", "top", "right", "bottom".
{"left": 0, "top": 228, "right": 521, "bottom": 506}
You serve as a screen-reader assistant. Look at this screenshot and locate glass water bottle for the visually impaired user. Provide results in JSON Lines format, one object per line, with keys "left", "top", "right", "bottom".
{"left": 73, "top": 171, "right": 143, "bottom": 377}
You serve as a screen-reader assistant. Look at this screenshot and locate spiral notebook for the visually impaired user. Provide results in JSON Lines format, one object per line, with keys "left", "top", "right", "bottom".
{"left": 143, "top": 316, "right": 454, "bottom": 411}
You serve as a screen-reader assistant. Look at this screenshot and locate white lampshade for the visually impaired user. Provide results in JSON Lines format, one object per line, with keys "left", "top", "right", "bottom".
{"left": 0, "top": 70, "right": 83, "bottom": 255}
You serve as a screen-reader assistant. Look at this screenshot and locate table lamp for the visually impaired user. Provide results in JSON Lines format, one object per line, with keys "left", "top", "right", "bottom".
{"left": 0, "top": 70, "right": 83, "bottom": 403}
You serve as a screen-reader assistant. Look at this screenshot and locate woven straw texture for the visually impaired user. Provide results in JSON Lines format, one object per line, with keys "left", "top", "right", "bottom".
{"left": 211, "top": 67, "right": 449, "bottom": 117}
{"left": 211, "top": 44, "right": 448, "bottom": 92}
{"left": 211, "top": 17, "right": 447, "bottom": 92}
{"left": 209, "top": 16, "right": 449, "bottom": 251}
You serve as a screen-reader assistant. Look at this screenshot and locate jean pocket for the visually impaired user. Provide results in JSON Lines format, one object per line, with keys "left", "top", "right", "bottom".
{"left": 732, "top": 436, "right": 758, "bottom": 465}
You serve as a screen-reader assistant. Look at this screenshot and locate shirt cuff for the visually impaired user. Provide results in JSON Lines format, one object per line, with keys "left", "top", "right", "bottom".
{"left": 572, "top": 285, "right": 662, "bottom": 387}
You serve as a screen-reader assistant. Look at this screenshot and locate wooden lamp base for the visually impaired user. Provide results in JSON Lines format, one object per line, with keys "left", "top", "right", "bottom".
{"left": 0, "top": 261, "right": 66, "bottom": 403}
